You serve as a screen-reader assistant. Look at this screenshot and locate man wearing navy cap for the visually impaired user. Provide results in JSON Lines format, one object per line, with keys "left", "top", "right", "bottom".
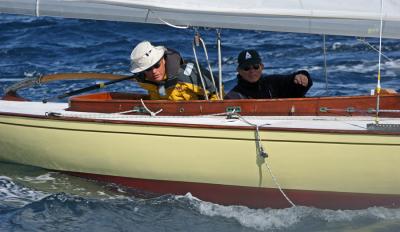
{"left": 225, "top": 49, "right": 312, "bottom": 99}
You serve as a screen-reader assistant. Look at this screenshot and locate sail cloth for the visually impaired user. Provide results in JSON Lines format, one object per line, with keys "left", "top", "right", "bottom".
{"left": 1, "top": 0, "right": 400, "bottom": 39}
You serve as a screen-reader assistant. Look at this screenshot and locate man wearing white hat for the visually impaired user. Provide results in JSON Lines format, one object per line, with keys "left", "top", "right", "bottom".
{"left": 130, "top": 41, "right": 219, "bottom": 100}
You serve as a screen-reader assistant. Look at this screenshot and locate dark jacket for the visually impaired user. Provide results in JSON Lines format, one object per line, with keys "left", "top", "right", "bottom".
{"left": 137, "top": 48, "right": 219, "bottom": 100}
{"left": 224, "top": 70, "right": 312, "bottom": 99}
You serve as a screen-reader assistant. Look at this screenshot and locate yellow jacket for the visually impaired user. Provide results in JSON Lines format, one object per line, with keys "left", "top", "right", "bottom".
{"left": 138, "top": 82, "right": 219, "bottom": 101}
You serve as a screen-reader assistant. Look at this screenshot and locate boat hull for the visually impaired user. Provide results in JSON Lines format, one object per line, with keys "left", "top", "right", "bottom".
{"left": 0, "top": 113, "right": 400, "bottom": 209}
{"left": 67, "top": 171, "right": 400, "bottom": 209}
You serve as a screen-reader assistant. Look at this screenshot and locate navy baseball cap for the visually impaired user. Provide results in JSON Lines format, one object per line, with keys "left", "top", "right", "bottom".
{"left": 237, "top": 49, "right": 262, "bottom": 68}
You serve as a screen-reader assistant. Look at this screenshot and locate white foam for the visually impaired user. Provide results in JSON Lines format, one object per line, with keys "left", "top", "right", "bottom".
{"left": 0, "top": 176, "right": 49, "bottom": 207}
{"left": 17, "top": 173, "right": 56, "bottom": 183}
{"left": 176, "top": 193, "right": 301, "bottom": 230}
{"left": 320, "top": 207, "right": 400, "bottom": 222}
{"left": 328, "top": 59, "right": 400, "bottom": 75}
{"left": 332, "top": 42, "right": 342, "bottom": 50}
{"left": 178, "top": 194, "right": 400, "bottom": 231}
{"left": 199, "top": 203, "right": 302, "bottom": 230}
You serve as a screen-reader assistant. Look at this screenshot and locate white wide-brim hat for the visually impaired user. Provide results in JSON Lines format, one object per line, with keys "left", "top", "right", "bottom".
{"left": 130, "top": 41, "right": 165, "bottom": 73}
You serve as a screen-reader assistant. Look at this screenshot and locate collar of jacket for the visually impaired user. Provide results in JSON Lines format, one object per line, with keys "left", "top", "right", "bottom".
{"left": 237, "top": 74, "right": 261, "bottom": 90}
{"left": 165, "top": 48, "right": 183, "bottom": 79}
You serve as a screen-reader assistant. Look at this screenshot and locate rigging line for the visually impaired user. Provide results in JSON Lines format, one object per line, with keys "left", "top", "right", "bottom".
{"left": 321, "top": 107, "right": 400, "bottom": 113}
{"left": 375, "top": 0, "right": 384, "bottom": 124}
{"left": 217, "top": 29, "right": 224, "bottom": 100}
{"left": 148, "top": 10, "right": 189, "bottom": 29}
{"left": 199, "top": 37, "right": 220, "bottom": 99}
{"left": 139, "top": 99, "right": 163, "bottom": 116}
{"left": 145, "top": 9, "right": 150, "bottom": 23}
{"left": 111, "top": 100, "right": 163, "bottom": 116}
{"left": 370, "top": 109, "right": 400, "bottom": 113}
{"left": 263, "top": 154, "right": 296, "bottom": 207}
{"left": 192, "top": 32, "right": 209, "bottom": 100}
{"left": 357, "top": 38, "right": 393, "bottom": 62}
{"left": 322, "top": 34, "right": 328, "bottom": 93}
{"left": 235, "top": 114, "right": 296, "bottom": 207}
{"left": 35, "top": 0, "right": 40, "bottom": 17}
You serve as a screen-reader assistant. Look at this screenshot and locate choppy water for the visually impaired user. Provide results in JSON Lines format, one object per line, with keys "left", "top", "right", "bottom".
{"left": 2, "top": 163, "right": 400, "bottom": 232}
{"left": 1, "top": 14, "right": 400, "bottom": 231}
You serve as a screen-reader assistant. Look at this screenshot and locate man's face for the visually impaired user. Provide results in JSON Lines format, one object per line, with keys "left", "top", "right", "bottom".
{"left": 144, "top": 57, "right": 166, "bottom": 83}
{"left": 238, "top": 62, "right": 264, "bottom": 83}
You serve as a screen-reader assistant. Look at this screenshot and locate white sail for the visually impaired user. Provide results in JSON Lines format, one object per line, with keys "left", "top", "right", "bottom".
{"left": 1, "top": 0, "right": 400, "bottom": 38}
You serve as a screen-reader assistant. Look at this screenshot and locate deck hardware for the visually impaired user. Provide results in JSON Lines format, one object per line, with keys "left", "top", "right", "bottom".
{"left": 367, "top": 123, "right": 400, "bottom": 132}
{"left": 259, "top": 145, "right": 268, "bottom": 158}
{"left": 132, "top": 106, "right": 146, "bottom": 113}
{"left": 346, "top": 107, "right": 356, "bottom": 113}
{"left": 319, "top": 107, "right": 328, "bottom": 113}
{"left": 226, "top": 113, "right": 239, "bottom": 120}
{"left": 226, "top": 106, "right": 241, "bottom": 113}
{"left": 45, "top": 112, "right": 61, "bottom": 117}
{"left": 289, "top": 105, "right": 295, "bottom": 116}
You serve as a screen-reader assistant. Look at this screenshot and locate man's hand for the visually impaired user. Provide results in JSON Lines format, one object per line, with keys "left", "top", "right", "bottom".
{"left": 294, "top": 74, "right": 308, "bottom": 87}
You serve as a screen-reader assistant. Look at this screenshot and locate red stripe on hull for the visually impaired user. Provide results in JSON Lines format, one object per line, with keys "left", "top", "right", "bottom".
{"left": 66, "top": 171, "right": 400, "bottom": 210}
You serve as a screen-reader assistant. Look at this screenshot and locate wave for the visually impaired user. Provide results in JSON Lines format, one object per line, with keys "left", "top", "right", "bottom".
{"left": 0, "top": 176, "right": 49, "bottom": 210}
{"left": 2, "top": 168, "right": 400, "bottom": 232}
{"left": 177, "top": 193, "right": 400, "bottom": 231}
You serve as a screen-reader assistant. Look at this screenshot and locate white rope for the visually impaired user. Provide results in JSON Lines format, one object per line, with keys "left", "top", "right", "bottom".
{"left": 357, "top": 37, "right": 393, "bottom": 62}
{"left": 322, "top": 34, "right": 328, "bottom": 92}
{"left": 110, "top": 99, "right": 163, "bottom": 116}
{"left": 192, "top": 34, "right": 209, "bottom": 100}
{"left": 111, "top": 109, "right": 139, "bottom": 115}
{"left": 139, "top": 99, "right": 162, "bottom": 116}
{"left": 35, "top": 0, "right": 40, "bottom": 17}
{"left": 375, "top": 0, "right": 384, "bottom": 123}
{"left": 263, "top": 153, "right": 296, "bottom": 207}
{"left": 217, "top": 29, "right": 224, "bottom": 99}
{"left": 199, "top": 37, "right": 220, "bottom": 99}
{"left": 375, "top": 109, "right": 400, "bottom": 113}
{"left": 323, "top": 107, "right": 400, "bottom": 113}
{"left": 235, "top": 113, "right": 296, "bottom": 207}
{"left": 147, "top": 10, "right": 189, "bottom": 29}
{"left": 157, "top": 17, "right": 190, "bottom": 29}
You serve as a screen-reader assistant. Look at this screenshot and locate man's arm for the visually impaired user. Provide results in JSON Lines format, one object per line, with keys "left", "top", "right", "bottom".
{"left": 265, "top": 70, "right": 312, "bottom": 98}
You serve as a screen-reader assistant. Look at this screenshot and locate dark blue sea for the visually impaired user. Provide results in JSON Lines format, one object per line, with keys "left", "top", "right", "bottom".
{"left": 1, "top": 14, "right": 400, "bottom": 231}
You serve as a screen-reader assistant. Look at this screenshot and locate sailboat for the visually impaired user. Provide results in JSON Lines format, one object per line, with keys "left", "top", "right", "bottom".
{"left": 0, "top": 0, "right": 399, "bottom": 210}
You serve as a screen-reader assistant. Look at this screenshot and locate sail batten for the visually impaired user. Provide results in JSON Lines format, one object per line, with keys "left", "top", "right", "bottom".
{"left": 1, "top": 0, "right": 400, "bottom": 39}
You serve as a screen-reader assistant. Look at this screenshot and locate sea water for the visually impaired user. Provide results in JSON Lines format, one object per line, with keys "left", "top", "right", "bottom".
{"left": 1, "top": 14, "right": 400, "bottom": 231}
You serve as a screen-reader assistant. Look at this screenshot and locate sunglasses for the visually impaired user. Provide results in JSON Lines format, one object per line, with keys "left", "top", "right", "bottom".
{"left": 144, "top": 59, "right": 162, "bottom": 72}
{"left": 241, "top": 63, "right": 260, "bottom": 71}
